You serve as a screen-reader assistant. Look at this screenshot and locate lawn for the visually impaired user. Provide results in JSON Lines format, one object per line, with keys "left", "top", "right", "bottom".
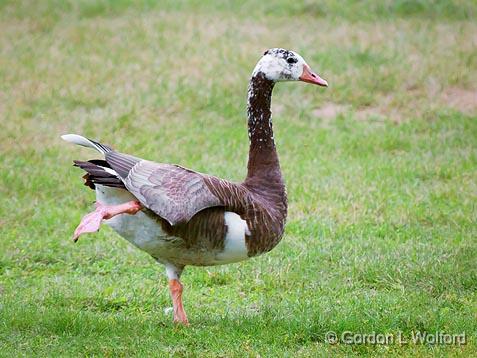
{"left": 0, "top": 0, "right": 476, "bottom": 356}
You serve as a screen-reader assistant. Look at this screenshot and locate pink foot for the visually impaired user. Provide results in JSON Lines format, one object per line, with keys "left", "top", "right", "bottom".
{"left": 73, "top": 201, "right": 142, "bottom": 242}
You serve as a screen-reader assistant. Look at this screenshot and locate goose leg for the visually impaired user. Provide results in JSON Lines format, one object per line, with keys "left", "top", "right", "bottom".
{"left": 73, "top": 200, "right": 142, "bottom": 242}
{"left": 165, "top": 264, "right": 189, "bottom": 325}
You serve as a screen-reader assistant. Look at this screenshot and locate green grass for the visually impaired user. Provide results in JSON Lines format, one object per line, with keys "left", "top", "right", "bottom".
{"left": 1, "top": 0, "right": 476, "bottom": 356}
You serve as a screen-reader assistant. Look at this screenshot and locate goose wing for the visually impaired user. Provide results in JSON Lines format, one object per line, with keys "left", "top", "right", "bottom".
{"left": 105, "top": 152, "right": 229, "bottom": 226}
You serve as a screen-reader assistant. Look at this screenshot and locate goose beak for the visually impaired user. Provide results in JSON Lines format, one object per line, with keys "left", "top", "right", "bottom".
{"left": 299, "top": 65, "right": 328, "bottom": 87}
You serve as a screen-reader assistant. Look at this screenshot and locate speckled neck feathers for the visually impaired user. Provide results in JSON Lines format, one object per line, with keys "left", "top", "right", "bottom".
{"left": 246, "top": 72, "right": 280, "bottom": 182}
{"left": 243, "top": 72, "right": 287, "bottom": 255}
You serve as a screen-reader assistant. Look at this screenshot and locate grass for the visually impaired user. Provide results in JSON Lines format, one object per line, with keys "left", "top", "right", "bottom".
{"left": 0, "top": 0, "right": 476, "bottom": 356}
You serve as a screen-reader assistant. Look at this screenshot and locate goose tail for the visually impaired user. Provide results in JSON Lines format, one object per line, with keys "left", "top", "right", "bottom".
{"left": 61, "top": 134, "right": 113, "bottom": 155}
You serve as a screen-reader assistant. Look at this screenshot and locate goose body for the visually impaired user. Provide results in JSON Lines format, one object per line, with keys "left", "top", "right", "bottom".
{"left": 62, "top": 48, "right": 327, "bottom": 324}
{"left": 96, "top": 185, "right": 249, "bottom": 266}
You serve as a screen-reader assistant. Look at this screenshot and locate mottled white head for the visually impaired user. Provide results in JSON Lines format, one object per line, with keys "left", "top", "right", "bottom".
{"left": 252, "top": 48, "right": 328, "bottom": 87}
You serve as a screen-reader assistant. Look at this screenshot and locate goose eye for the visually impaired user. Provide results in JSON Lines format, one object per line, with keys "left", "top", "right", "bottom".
{"left": 287, "top": 57, "right": 297, "bottom": 64}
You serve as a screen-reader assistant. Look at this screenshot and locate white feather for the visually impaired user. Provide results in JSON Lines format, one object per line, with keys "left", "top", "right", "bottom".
{"left": 252, "top": 50, "right": 306, "bottom": 82}
{"left": 95, "top": 185, "right": 171, "bottom": 254}
{"left": 216, "top": 212, "right": 249, "bottom": 263}
{"left": 61, "top": 134, "right": 107, "bottom": 154}
{"left": 102, "top": 166, "right": 119, "bottom": 177}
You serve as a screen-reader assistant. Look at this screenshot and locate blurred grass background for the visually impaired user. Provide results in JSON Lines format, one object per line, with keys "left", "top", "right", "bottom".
{"left": 0, "top": 0, "right": 476, "bottom": 356}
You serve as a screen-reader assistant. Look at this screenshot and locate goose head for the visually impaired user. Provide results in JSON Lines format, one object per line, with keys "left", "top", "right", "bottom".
{"left": 252, "top": 48, "right": 328, "bottom": 87}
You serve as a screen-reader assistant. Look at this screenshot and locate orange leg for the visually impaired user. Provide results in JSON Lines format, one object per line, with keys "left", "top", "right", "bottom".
{"left": 101, "top": 201, "right": 142, "bottom": 219}
{"left": 73, "top": 200, "right": 142, "bottom": 242}
{"left": 169, "top": 279, "right": 189, "bottom": 325}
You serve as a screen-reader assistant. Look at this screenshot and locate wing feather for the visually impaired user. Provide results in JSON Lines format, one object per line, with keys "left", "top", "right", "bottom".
{"left": 103, "top": 152, "right": 247, "bottom": 226}
{"left": 123, "top": 160, "right": 223, "bottom": 225}
{"left": 105, "top": 152, "right": 142, "bottom": 178}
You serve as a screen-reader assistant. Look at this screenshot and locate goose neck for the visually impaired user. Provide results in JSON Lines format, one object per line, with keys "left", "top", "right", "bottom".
{"left": 245, "top": 73, "right": 281, "bottom": 182}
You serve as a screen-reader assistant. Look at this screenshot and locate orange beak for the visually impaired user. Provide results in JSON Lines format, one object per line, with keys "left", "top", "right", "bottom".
{"left": 299, "top": 64, "right": 328, "bottom": 87}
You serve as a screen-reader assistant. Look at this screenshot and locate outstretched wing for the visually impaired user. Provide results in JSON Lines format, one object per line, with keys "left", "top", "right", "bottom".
{"left": 105, "top": 152, "right": 225, "bottom": 225}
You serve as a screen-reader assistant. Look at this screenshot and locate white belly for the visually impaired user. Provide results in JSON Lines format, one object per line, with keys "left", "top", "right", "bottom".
{"left": 217, "top": 211, "right": 249, "bottom": 262}
{"left": 95, "top": 185, "right": 249, "bottom": 266}
{"left": 95, "top": 185, "right": 172, "bottom": 255}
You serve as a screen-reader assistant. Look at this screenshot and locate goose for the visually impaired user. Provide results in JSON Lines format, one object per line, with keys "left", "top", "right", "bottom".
{"left": 61, "top": 48, "right": 327, "bottom": 324}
